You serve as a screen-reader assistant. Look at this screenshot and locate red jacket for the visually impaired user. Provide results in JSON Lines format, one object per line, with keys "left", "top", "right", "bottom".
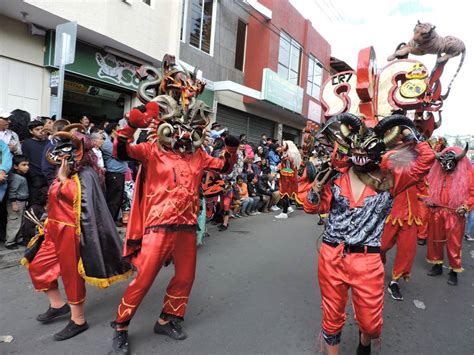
{"left": 116, "top": 127, "right": 237, "bottom": 257}
{"left": 304, "top": 142, "right": 435, "bottom": 215}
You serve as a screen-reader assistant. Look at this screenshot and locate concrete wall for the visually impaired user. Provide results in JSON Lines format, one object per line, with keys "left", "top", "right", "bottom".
{"left": 179, "top": 0, "right": 247, "bottom": 83}
{"left": 0, "top": 14, "right": 44, "bottom": 65}
{"left": 0, "top": 15, "right": 50, "bottom": 116}
{"left": 24, "top": 0, "right": 182, "bottom": 60}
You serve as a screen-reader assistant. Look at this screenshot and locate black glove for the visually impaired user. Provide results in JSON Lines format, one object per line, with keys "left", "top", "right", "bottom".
{"left": 402, "top": 127, "right": 425, "bottom": 143}
{"left": 225, "top": 135, "right": 240, "bottom": 148}
{"left": 135, "top": 104, "right": 147, "bottom": 113}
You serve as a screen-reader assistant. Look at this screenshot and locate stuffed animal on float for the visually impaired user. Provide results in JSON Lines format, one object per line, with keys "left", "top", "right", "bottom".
{"left": 387, "top": 21, "right": 465, "bottom": 64}
{"left": 387, "top": 21, "right": 466, "bottom": 100}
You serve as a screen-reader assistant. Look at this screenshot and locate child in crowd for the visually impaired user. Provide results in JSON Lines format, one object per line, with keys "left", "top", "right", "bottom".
{"left": 5, "top": 155, "right": 29, "bottom": 249}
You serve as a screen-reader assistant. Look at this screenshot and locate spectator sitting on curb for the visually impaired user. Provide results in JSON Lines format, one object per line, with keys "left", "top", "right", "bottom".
{"left": 247, "top": 174, "right": 262, "bottom": 215}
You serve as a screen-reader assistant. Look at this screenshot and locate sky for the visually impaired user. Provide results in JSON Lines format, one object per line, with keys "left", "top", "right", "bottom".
{"left": 289, "top": 0, "right": 473, "bottom": 137}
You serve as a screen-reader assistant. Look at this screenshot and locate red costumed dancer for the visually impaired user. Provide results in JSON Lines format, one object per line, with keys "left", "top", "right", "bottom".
{"left": 304, "top": 114, "right": 434, "bottom": 355}
{"left": 110, "top": 58, "right": 238, "bottom": 355}
{"left": 416, "top": 178, "right": 430, "bottom": 245}
{"left": 22, "top": 127, "right": 131, "bottom": 341}
{"left": 425, "top": 144, "right": 474, "bottom": 285}
{"left": 275, "top": 140, "right": 301, "bottom": 219}
{"left": 381, "top": 179, "right": 426, "bottom": 300}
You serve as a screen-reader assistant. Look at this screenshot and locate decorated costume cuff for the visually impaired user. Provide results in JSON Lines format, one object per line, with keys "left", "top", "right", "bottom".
{"left": 322, "top": 329, "right": 342, "bottom": 346}
{"left": 307, "top": 190, "right": 319, "bottom": 205}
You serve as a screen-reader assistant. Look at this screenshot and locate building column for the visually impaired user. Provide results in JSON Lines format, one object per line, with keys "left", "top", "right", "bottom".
{"left": 275, "top": 123, "right": 283, "bottom": 142}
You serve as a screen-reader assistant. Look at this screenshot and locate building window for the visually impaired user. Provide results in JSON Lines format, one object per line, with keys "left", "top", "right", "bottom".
{"left": 277, "top": 32, "right": 302, "bottom": 86}
{"left": 307, "top": 55, "right": 323, "bottom": 99}
{"left": 189, "top": 0, "right": 215, "bottom": 54}
{"left": 142, "top": 0, "right": 151, "bottom": 5}
{"left": 234, "top": 20, "right": 247, "bottom": 71}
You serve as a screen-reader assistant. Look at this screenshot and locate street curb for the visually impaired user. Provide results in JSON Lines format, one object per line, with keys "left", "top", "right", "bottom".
{"left": 0, "top": 247, "right": 24, "bottom": 269}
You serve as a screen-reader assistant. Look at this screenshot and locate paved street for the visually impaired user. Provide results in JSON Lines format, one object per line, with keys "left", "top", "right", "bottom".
{"left": 0, "top": 211, "right": 473, "bottom": 354}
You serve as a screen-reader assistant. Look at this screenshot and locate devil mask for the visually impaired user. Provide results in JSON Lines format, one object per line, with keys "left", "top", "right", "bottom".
{"left": 133, "top": 55, "right": 210, "bottom": 153}
{"left": 436, "top": 143, "right": 468, "bottom": 172}
{"left": 320, "top": 113, "right": 417, "bottom": 172}
{"left": 47, "top": 131, "right": 84, "bottom": 170}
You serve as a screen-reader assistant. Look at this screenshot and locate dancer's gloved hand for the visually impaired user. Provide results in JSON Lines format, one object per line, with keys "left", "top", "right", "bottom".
{"left": 128, "top": 101, "right": 159, "bottom": 128}
{"left": 224, "top": 135, "right": 240, "bottom": 148}
{"left": 402, "top": 127, "right": 425, "bottom": 143}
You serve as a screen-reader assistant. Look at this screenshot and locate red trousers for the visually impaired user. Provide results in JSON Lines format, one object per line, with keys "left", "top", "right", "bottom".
{"left": 116, "top": 230, "right": 197, "bottom": 325}
{"left": 418, "top": 204, "right": 429, "bottom": 240}
{"left": 427, "top": 209, "right": 464, "bottom": 272}
{"left": 28, "top": 222, "right": 86, "bottom": 304}
{"left": 318, "top": 243, "right": 384, "bottom": 344}
{"left": 381, "top": 222, "right": 417, "bottom": 280}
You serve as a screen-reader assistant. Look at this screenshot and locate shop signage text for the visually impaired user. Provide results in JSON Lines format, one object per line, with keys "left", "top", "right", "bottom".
{"left": 261, "top": 68, "right": 303, "bottom": 114}
{"left": 45, "top": 32, "right": 140, "bottom": 91}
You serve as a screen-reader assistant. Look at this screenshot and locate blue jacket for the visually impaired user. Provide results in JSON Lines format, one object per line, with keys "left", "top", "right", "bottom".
{"left": 0, "top": 140, "right": 12, "bottom": 202}
{"left": 268, "top": 150, "right": 281, "bottom": 166}
{"left": 0, "top": 140, "right": 12, "bottom": 173}
{"left": 102, "top": 135, "right": 128, "bottom": 174}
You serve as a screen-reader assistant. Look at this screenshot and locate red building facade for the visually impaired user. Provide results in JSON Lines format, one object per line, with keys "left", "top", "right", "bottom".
{"left": 244, "top": 0, "right": 331, "bottom": 127}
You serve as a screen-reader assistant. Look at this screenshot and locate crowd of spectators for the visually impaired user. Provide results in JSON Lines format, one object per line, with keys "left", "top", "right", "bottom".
{"left": 204, "top": 122, "right": 298, "bottom": 232}
{"left": 0, "top": 110, "right": 140, "bottom": 250}
{"left": 0, "top": 110, "right": 302, "bottom": 250}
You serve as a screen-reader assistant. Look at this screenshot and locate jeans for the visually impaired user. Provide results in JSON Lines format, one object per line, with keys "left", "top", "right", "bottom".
{"left": 465, "top": 210, "right": 474, "bottom": 236}
{"left": 240, "top": 198, "right": 251, "bottom": 214}
{"left": 248, "top": 197, "right": 260, "bottom": 213}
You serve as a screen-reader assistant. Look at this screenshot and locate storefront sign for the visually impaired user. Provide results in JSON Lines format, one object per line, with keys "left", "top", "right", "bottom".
{"left": 50, "top": 71, "right": 59, "bottom": 87}
{"left": 44, "top": 31, "right": 140, "bottom": 91}
{"left": 261, "top": 68, "right": 303, "bottom": 114}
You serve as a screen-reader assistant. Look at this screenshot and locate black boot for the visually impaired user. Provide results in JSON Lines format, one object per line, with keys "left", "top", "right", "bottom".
{"left": 357, "top": 332, "right": 371, "bottom": 355}
{"left": 36, "top": 304, "right": 71, "bottom": 323}
{"left": 427, "top": 264, "right": 443, "bottom": 276}
{"left": 154, "top": 319, "right": 187, "bottom": 340}
{"left": 112, "top": 330, "right": 130, "bottom": 355}
{"left": 447, "top": 270, "right": 458, "bottom": 286}
{"left": 417, "top": 238, "right": 426, "bottom": 246}
{"left": 53, "top": 320, "right": 89, "bottom": 341}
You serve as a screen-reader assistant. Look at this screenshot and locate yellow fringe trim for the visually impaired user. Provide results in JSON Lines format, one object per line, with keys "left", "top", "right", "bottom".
{"left": 449, "top": 266, "right": 464, "bottom": 273}
{"left": 72, "top": 174, "right": 81, "bottom": 237}
{"left": 392, "top": 272, "right": 410, "bottom": 281}
{"left": 385, "top": 215, "right": 423, "bottom": 227}
{"left": 20, "top": 257, "right": 30, "bottom": 268}
{"left": 280, "top": 192, "right": 300, "bottom": 204}
{"left": 77, "top": 258, "right": 133, "bottom": 289}
{"left": 425, "top": 258, "right": 443, "bottom": 265}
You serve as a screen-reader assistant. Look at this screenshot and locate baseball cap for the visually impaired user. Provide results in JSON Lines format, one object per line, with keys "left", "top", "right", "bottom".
{"left": 0, "top": 109, "right": 12, "bottom": 119}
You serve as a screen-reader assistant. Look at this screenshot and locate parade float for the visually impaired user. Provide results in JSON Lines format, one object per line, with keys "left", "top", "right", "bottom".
{"left": 305, "top": 21, "right": 466, "bottom": 193}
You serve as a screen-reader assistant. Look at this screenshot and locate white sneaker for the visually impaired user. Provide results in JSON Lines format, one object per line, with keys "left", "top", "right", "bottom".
{"left": 288, "top": 206, "right": 295, "bottom": 214}
{"left": 270, "top": 206, "right": 280, "bottom": 212}
{"left": 275, "top": 213, "right": 288, "bottom": 219}
{"left": 249, "top": 211, "right": 258, "bottom": 216}
{"left": 255, "top": 211, "right": 261, "bottom": 215}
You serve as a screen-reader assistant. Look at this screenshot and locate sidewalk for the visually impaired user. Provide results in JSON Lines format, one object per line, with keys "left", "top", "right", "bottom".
{"left": 0, "top": 244, "right": 25, "bottom": 269}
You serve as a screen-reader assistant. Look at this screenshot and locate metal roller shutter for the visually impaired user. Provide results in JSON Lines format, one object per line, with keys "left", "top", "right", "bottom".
{"left": 216, "top": 105, "right": 275, "bottom": 145}
{"left": 248, "top": 114, "right": 274, "bottom": 143}
{"left": 216, "top": 105, "right": 247, "bottom": 138}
